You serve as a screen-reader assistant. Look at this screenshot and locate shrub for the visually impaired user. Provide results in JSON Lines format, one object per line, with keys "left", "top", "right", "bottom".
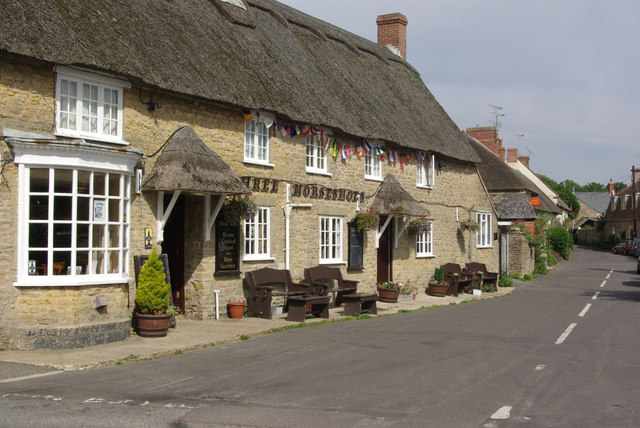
{"left": 135, "top": 248, "right": 170, "bottom": 315}
{"left": 498, "top": 277, "right": 513, "bottom": 288}
{"left": 547, "top": 225, "right": 573, "bottom": 259}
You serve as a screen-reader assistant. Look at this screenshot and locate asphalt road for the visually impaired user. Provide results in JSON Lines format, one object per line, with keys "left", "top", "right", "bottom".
{"left": 1, "top": 246, "right": 639, "bottom": 427}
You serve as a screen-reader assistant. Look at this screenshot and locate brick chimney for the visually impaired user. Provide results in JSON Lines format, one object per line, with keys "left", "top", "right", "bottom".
{"left": 466, "top": 127, "right": 501, "bottom": 157}
{"left": 506, "top": 148, "right": 518, "bottom": 163}
{"left": 518, "top": 155, "right": 530, "bottom": 168}
{"left": 608, "top": 179, "right": 616, "bottom": 196}
{"left": 377, "top": 13, "right": 408, "bottom": 59}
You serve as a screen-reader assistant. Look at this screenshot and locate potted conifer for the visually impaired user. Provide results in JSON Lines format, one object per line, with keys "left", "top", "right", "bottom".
{"left": 426, "top": 266, "right": 448, "bottom": 297}
{"left": 135, "top": 248, "right": 171, "bottom": 337}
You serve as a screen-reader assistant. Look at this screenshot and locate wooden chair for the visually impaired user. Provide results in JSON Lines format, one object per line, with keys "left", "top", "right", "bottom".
{"left": 303, "top": 266, "right": 358, "bottom": 306}
{"left": 244, "top": 268, "right": 313, "bottom": 319}
{"left": 442, "top": 263, "right": 473, "bottom": 296}
{"left": 465, "top": 262, "right": 498, "bottom": 285}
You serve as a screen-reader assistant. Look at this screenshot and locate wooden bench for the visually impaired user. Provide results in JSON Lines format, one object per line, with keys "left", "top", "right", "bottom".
{"left": 443, "top": 263, "right": 473, "bottom": 296}
{"left": 303, "top": 265, "right": 358, "bottom": 306}
{"left": 244, "top": 268, "right": 314, "bottom": 319}
{"left": 466, "top": 262, "right": 498, "bottom": 285}
{"left": 342, "top": 293, "right": 378, "bottom": 316}
{"left": 286, "top": 295, "right": 331, "bottom": 322}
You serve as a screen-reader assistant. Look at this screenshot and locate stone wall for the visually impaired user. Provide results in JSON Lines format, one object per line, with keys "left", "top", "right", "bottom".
{"left": 508, "top": 230, "right": 534, "bottom": 276}
{"left": 0, "top": 58, "right": 499, "bottom": 348}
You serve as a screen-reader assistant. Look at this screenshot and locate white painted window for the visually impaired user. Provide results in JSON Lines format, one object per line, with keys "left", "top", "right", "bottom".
{"left": 243, "top": 207, "right": 270, "bottom": 260}
{"left": 476, "top": 212, "right": 492, "bottom": 248}
{"left": 55, "top": 66, "right": 128, "bottom": 144}
{"left": 416, "top": 221, "right": 434, "bottom": 257}
{"left": 305, "top": 135, "right": 327, "bottom": 174}
{"left": 244, "top": 118, "right": 270, "bottom": 165}
{"left": 416, "top": 153, "right": 435, "bottom": 188}
{"left": 319, "top": 216, "right": 343, "bottom": 263}
{"left": 364, "top": 149, "right": 382, "bottom": 181}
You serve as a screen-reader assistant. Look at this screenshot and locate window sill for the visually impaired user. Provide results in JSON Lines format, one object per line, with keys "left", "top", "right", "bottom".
{"left": 476, "top": 246, "right": 494, "bottom": 249}
{"left": 416, "top": 254, "right": 435, "bottom": 258}
{"left": 55, "top": 130, "right": 127, "bottom": 146}
{"left": 243, "top": 160, "right": 275, "bottom": 168}
{"left": 242, "top": 256, "right": 275, "bottom": 262}
{"left": 319, "top": 260, "right": 346, "bottom": 265}
{"left": 14, "top": 276, "right": 130, "bottom": 287}
{"left": 306, "top": 169, "right": 332, "bottom": 177}
{"left": 416, "top": 184, "right": 434, "bottom": 190}
{"left": 364, "top": 176, "right": 383, "bottom": 182}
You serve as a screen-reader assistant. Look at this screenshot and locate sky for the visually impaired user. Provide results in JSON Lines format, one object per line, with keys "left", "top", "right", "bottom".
{"left": 278, "top": 0, "right": 640, "bottom": 187}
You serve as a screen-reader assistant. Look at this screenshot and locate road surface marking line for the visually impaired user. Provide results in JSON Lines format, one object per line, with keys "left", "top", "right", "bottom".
{"left": 578, "top": 304, "right": 591, "bottom": 317}
{"left": 556, "top": 323, "right": 577, "bottom": 344}
{"left": 606, "top": 274, "right": 611, "bottom": 279}
{"left": 491, "top": 406, "right": 512, "bottom": 420}
{"left": 592, "top": 291, "right": 600, "bottom": 300}
{"left": 599, "top": 280, "right": 606, "bottom": 288}
{"left": 535, "top": 364, "right": 546, "bottom": 371}
{"left": 0, "top": 370, "right": 64, "bottom": 384}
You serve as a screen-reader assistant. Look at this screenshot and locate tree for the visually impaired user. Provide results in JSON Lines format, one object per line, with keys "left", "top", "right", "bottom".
{"left": 582, "top": 182, "right": 606, "bottom": 192}
{"left": 614, "top": 182, "right": 626, "bottom": 193}
{"left": 537, "top": 174, "right": 580, "bottom": 219}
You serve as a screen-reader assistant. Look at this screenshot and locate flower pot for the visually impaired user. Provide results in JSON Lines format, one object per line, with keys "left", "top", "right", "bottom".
{"left": 426, "top": 283, "right": 447, "bottom": 297}
{"left": 377, "top": 287, "right": 399, "bottom": 303}
{"left": 136, "top": 313, "right": 171, "bottom": 337}
{"left": 228, "top": 302, "right": 246, "bottom": 319}
{"left": 397, "top": 293, "right": 413, "bottom": 302}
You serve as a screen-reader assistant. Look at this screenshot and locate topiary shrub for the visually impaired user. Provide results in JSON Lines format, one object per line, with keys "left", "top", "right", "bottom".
{"left": 547, "top": 225, "right": 573, "bottom": 259}
{"left": 135, "top": 248, "right": 170, "bottom": 315}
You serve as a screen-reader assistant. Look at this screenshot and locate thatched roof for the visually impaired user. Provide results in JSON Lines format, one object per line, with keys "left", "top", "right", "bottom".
{"left": 144, "top": 126, "right": 250, "bottom": 194}
{"left": 369, "top": 174, "right": 429, "bottom": 217}
{"left": 0, "top": 0, "right": 479, "bottom": 163}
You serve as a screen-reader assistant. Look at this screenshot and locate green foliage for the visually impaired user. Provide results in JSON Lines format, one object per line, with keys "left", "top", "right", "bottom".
{"left": 582, "top": 182, "right": 606, "bottom": 192}
{"left": 498, "top": 277, "right": 513, "bottom": 288}
{"left": 222, "top": 194, "right": 257, "bottom": 223}
{"left": 547, "top": 249, "right": 559, "bottom": 266}
{"left": 431, "top": 266, "right": 445, "bottom": 284}
{"left": 354, "top": 209, "right": 379, "bottom": 231}
{"left": 536, "top": 174, "right": 580, "bottom": 219}
{"left": 135, "top": 248, "right": 170, "bottom": 315}
{"left": 614, "top": 182, "right": 626, "bottom": 193}
{"left": 547, "top": 225, "right": 573, "bottom": 259}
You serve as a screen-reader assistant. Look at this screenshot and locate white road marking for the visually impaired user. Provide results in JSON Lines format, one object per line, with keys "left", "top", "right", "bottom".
{"left": 0, "top": 370, "right": 64, "bottom": 384}
{"left": 556, "top": 323, "right": 577, "bottom": 344}
{"left": 491, "top": 406, "right": 512, "bottom": 420}
{"left": 592, "top": 291, "right": 600, "bottom": 300}
{"left": 578, "top": 304, "right": 592, "bottom": 317}
{"left": 599, "top": 280, "right": 606, "bottom": 288}
{"left": 535, "top": 364, "right": 546, "bottom": 371}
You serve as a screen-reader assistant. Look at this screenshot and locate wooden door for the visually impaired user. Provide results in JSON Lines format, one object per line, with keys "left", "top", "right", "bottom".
{"left": 377, "top": 216, "right": 393, "bottom": 284}
{"left": 161, "top": 194, "right": 185, "bottom": 311}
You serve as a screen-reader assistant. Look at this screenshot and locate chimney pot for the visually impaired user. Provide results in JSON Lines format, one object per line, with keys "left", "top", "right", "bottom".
{"left": 376, "top": 13, "right": 408, "bottom": 59}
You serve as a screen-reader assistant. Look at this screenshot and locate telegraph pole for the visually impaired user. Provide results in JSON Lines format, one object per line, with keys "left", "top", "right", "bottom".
{"left": 633, "top": 165, "right": 637, "bottom": 238}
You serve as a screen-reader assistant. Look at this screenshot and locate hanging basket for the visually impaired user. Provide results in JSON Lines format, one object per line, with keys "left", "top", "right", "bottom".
{"left": 460, "top": 219, "right": 479, "bottom": 231}
{"left": 406, "top": 217, "right": 431, "bottom": 235}
{"left": 354, "top": 209, "right": 379, "bottom": 231}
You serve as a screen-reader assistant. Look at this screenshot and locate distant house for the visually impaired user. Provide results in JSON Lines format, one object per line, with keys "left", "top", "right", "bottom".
{"left": 601, "top": 177, "right": 640, "bottom": 240}
{"left": 0, "top": 0, "right": 498, "bottom": 349}
{"left": 574, "top": 190, "right": 611, "bottom": 229}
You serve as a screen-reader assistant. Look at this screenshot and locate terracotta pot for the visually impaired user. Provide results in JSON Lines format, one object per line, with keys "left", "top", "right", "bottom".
{"left": 427, "top": 283, "right": 447, "bottom": 297}
{"left": 136, "top": 313, "right": 171, "bottom": 337}
{"left": 228, "top": 302, "right": 246, "bottom": 319}
{"left": 377, "top": 287, "right": 399, "bottom": 303}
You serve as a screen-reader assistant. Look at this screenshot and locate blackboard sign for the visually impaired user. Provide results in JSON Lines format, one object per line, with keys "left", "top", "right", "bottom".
{"left": 215, "top": 224, "right": 241, "bottom": 274}
{"left": 348, "top": 221, "right": 363, "bottom": 270}
{"left": 134, "top": 253, "right": 171, "bottom": 286}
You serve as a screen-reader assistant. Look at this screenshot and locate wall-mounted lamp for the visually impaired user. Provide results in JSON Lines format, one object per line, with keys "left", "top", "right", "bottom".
{"left": 139, "top": 89, "right": 162, "bottom": 111}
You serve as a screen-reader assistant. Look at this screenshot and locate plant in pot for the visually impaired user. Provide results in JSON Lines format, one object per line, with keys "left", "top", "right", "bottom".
{"left": 221, "top": 194, "right": 257, "bottom": 224}
{"left": 377, "top": 281, "right": 400, "bottom": 303}
{"left": 426, "top": 266, "right": 448, "bottom": 297}
{"left": 227, "top": 301, "right": 246, "bottom": 319}
{"left": 406, "top": 217, "right": 431, "bottom": 235}
{"left": 460, "top": 219, "right": 480, "bottom": 231}
{"left": 354, "top": 209, "right": 379, "bottom": 231}
{"left": 135, "top": 248, "right": 171, "bottom": 337}
{"left": 398, "top": 279, "right": 418, "bottom": 301}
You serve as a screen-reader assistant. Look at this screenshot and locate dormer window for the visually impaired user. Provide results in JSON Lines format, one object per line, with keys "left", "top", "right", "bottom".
{"left": 55, "top": 66, "right": 129, "bottom": 144}
{"left": 417, "top": 153, "right": 435, "bottom": 189}
{"left": 244, "top": 112, "right": 274, "bottom": 166}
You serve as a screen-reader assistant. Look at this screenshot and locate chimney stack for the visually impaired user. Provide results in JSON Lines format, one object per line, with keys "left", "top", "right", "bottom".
{"left": 608, "top": 179, "right": 616, "bottom": 196}
{"left": 466, "top": 127, "right": 500, "bottom": 156}
{"left": 377, "top": 13, "right": 408, "bottom": 59}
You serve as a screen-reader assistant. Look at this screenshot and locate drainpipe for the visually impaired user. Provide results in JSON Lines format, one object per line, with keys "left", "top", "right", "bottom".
{"left": 283, "top": 183, "right": 312, "bottom": 270}
{"left": 213, "top": 289, "right": 220, "bottom": 320}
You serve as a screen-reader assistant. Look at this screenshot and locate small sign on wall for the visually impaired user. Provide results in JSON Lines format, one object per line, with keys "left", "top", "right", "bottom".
{"left": 144, "top": 227, "right": 153, "bottom": 249}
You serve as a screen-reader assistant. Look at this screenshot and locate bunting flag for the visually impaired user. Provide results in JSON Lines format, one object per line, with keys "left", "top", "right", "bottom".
{"left": 342, "top": 145, "right": 349, "bottom": 159}
{"left": 375, "top": 145, "right": 384, "bottom": 156}
{"left": 410, "top": 152, "right": 416, "bottom": 164}
{"left": 290, "top": 126, "right": 297, "bottom": 137}
{"left": 400, "top": 161, "right": 405, "bottom": 172}
{"left": 243, "top": 110, "right": 253, "bottom": 123}
{"left": 364, "top": 140, "right": 373, "bottom": 152}
{"left": 302, "top": 126, "right": 312, "bottom": 136}
{"left": 333, "top": 143, "right": 338, "bottom": 158}
{"left": 380, "top": 154, "right": 387, "bottom": 161}
{"left": 402, "top": 154, "right": 411, "bottom": 165}
{"left": 323, "top": 136, "right": 331, "bottom": 152}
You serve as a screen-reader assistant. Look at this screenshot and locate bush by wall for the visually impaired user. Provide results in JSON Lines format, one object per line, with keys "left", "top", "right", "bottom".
{"left": 547, "top": 225, "right": 573, "bottom": 259}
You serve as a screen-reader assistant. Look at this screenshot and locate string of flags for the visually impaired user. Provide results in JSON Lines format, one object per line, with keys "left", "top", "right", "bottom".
{"left": 244, "top": 110, "right": 428, "bottom": 169}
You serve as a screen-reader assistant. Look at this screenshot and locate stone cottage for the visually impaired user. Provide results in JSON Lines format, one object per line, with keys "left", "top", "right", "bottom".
{"left": 0, "top": 0, "right": 498, "bottom": 350}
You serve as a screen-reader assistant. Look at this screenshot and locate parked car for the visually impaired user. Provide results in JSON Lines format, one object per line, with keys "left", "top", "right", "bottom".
{"left": 612, "top": 240, "right": 632, "bottom": 255}
{"left": 630, "top": 238, "right": 640, "bottom": 257}
{"left": 637, "top": 256, "right": 640, "bottom": 274}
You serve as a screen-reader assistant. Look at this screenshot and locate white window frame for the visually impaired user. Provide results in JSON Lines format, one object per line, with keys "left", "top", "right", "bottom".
{"left": 305, "top": 135, "right": 328, "bottom": 175}
{"left": 319, "top": 216, "right": 343, "bottom": 264}
{"left": 364, "top": 149, "right": 382, "bottom": 181}
{"left": 13, "top": 143, "right": 137, "bottom": 287}
{"left": 476, "top": 212, "right": 493, "bottom": 248}
{"left": 417, "top": 154, "right": 435, "bottom": 189}
{"left": 243, "top": 206, "right": 271, "bottom": 261}
{"left": 416, "top": 220, "right": 434, "bottom": 257}
{"left": 54, "top": 66, "right": 129, "bottom": 145}
{"left": 244, "top": 117, "right": 272, "bottom": 166}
